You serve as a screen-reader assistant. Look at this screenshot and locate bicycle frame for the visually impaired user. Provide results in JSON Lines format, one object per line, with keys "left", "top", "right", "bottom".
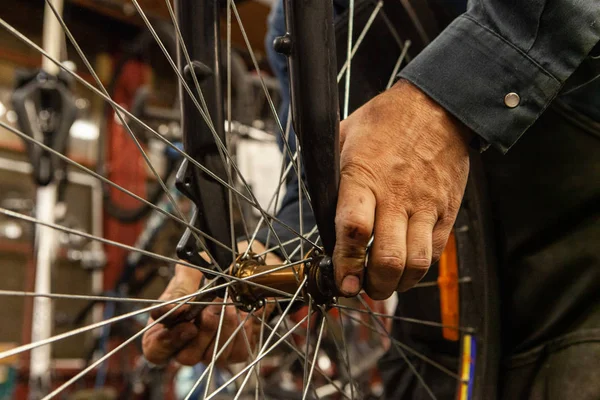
{"left": 283, "top": 0, "right": 340, "bottom": 256}
{"left": 174, "top": 0, "right": 232, "bottom": 274}
{"left": 174, "top": 1, "right": 340, "bottom": 281}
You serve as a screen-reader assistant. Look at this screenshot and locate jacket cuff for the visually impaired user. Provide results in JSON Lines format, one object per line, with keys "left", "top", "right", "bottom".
{"left": 399, "top": 15, "right": 562, "bottom": 153}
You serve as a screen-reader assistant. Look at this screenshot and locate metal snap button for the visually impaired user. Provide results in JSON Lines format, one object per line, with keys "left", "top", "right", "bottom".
{"left": 504, "top": 92, "right": 520, "bottom": 108}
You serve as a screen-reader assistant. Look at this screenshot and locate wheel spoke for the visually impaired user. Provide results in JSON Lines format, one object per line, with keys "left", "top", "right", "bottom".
{"left": 44, "top": 0, "right": 219, "bottom": 269}
{"left": 413, "top": 277, "right": 472, "bottom": 288}
{"left": 264, "top": 107, "right": 293, "bottom": 253}
{"left": 327, "top": 311, "right": 355, "bottom": 398}
{"left": 0, "top": 119, "right": 234, "bottom": 256}
{"left": 203, "top": 288, "right": 230, "bottom": 398}
{"left": 230, "top": 307, "right": 266, "bottom": 400}
{"left": 337, "top": 1, "right": 384, "bottom": 82}
{"left": 386, "top": 40, "right": 412, "bottom": 89}
{"left": 342, "top": 0, "right": 356, "bottom": 119}
{"left": 341, "top": 308, "right": 463, "bottom": 382}
{"left": 254, "top": 305, "right": 350, "bottom": 400}
{"left": 356, "top": 296, "right": 439, "bottom": 399}
{"left": 302, "top": 313, "right": 326, "bottom": 400}
{"left": 0, "top": 206, "right": 306, "bottom": 299}
{"left": 231, "top": 2, "right": 314, "bottom": 209}
{"left": 0, "top": 281, "right": 220, "bottom": 362}
{"left": 43, "top": 285, "right": 201, "bottom": 399}
{"left": 0, "top": 289, "right": 233, "bottom": 306}
{"left": 206, "top": 280, "right": 307, "bottom": 400}
{"left": 255, "top": 306, "right": 268, "bottom": 400}
{"left": 303, "top": 296, "right": 313, "bottom": 390}
{"left": 0, "top": 16, "right": 309, "bottom": 256}
{"left": 182, "top": 306, "right": 254, "bottom": 400}
{"left": 398, "top": 0, "right": 431, "bottom": 44}
{"left": 333, "top": 303, "right": 473, "bottom": 333}
{"left": 223, "top": 0, "right": 251, "bottom": 245}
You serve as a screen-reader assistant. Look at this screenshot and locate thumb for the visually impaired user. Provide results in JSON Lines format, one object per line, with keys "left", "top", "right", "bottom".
{"left": 333, "top": 176, "right": 375, "bottom": 296}
{"left": 150, "top": 265, "right": 204, "bottom": 323}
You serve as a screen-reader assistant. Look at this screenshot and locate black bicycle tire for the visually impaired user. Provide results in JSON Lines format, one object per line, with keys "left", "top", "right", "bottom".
{"left": 454, "top": 154, "right": 500, "bottom": 399}
{"left": 334, "top": 1, "right": 500, "bottom": 398}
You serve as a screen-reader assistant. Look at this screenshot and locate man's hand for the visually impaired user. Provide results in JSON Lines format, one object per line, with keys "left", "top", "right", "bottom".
{"left": 142, "top": 242, "right": 278, "bottom": 366}
{"left": 334, "top": 80, "right": 472, "bottom": 300}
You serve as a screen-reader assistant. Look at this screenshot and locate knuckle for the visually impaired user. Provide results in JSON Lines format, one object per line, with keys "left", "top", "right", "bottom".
{"left": 336, "top": 213, "right": 372, "bottom": 243}
{"left": 411, "top": 209, "right": 438, "bottom": 225}
{"left": 169, "top": 286, "right": 192, "bottom": 298}
{"left": 340, "top": 159, "right": 379, "bottom": 186}
{"left": 372, "top": 255, "right": 405, "bottom": 275}
{"left": 407, "top": 255, "right": 431, "bottom": 268}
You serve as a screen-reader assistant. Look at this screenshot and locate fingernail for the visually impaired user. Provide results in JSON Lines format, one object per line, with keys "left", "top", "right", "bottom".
{"left": 341, "top": 275, "right": 360, "bottom": 295}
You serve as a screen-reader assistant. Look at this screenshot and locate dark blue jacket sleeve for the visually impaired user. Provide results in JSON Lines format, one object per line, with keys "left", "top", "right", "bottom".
{"left": 399, "top": 0, "right": 600, "bottom": 153}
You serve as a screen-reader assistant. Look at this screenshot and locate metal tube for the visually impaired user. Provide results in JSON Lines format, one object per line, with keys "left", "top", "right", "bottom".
{"left": 283, "top": 0, "right": 340, "bottom": 255}
{"left": 41, "top": 0, "right": 64, "bottom": 74}
{"left": 30, "top": 184, "right": 57, "bottom": 398}
{"left": 30, "top": 0, "right": 65, "bottom": 396}
{"left": 174, "top": 0, "right": 233, "bottom": 272}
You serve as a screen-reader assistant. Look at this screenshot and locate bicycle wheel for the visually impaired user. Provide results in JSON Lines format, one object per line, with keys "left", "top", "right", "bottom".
{"left": 0, "top": 1, "right": 498, "bottom": 399}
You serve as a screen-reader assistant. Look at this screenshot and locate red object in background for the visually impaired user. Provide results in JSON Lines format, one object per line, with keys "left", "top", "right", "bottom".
{"left": 14, "top": 59, "right": 155, "bottom": 400}
{"left": 103, "top": 59, "right": 150, "bottom": 290}
{"left": 102, "top": 59, "right": 176, "bottom": 400}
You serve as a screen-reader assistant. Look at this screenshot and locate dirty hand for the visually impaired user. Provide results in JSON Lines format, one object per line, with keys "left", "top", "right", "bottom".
{"left": 142, "top": 242, "right": 278, "bottom": 366}
{"left": 333, "top": 80, "right": 472, "bottom": 300}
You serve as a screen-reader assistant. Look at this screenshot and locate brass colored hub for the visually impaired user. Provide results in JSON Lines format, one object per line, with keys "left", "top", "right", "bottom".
{"left": 232, "top": 250, "right": 337, "bottom": 308}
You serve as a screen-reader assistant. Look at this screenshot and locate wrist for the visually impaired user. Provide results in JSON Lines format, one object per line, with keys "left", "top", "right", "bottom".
{"left": 394, "top": 79, "right": 474, "bottom": 149}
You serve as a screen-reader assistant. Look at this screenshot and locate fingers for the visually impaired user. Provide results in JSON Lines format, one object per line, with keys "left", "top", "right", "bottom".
{"left": 333, "top": 177, "right": 376, "bottom": 296}
{"left": 174, "top": 304, "right": 222, "bottom": 365}
{"left": 143, "top": 321, "right": 199, "bottom": 365}
{"left": 227, "top": 312, "right": 257, "bottom": 364}
{"left": 143, "top": 255, "right": 278, "bottom": 367}
{"left": 150, "top": 265, "right": 204, "bottom": 322}
{"left": 397, "top": 211, "right": 437, "bottom": 292}
{"left": 223, "top": 300, "right": 274, "bottom": 364}
{"left": 200, "top": 305, "right": 242, "bottom": 365}
{"left": 143, "top": 265, "right": 203, "bottom": 364}
{"left": 190, "top": 305, "right": 261, "bottom": 366}
{"left": 365, "top": 207, "right": 408, "bottom": 300}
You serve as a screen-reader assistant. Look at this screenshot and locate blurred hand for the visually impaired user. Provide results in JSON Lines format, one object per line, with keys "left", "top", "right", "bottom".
{"left": 333, "top": 80, "right": 472, "bottom": 300}
{"left": 142, "top": 241, "right": 279, "bottom": 366}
